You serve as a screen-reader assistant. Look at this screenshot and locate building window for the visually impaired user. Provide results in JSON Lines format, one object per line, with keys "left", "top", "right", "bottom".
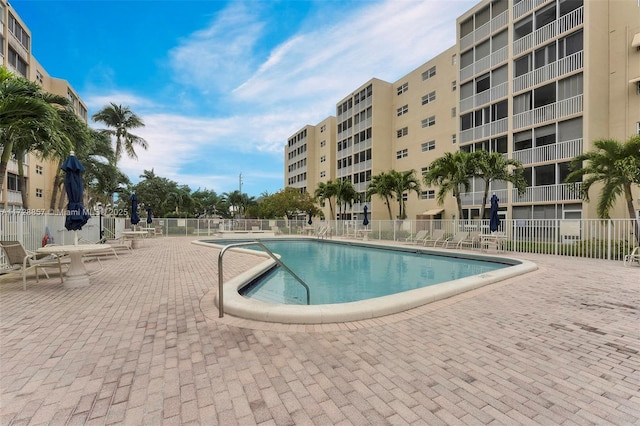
{"left": 320, "top": 140, "right": 326, "bottom": 147}
{"left": 402, "top": 193, "right": 408, "bottom": 202}
{"left": 7, "top": 47, "right": 28, "bottom": 77}
{"left": 452, "top": 54, "right": 457, "bottom": 65}
{"left": 320, "top": 155, "right": 326, "bottom": 163}
{"left": 8, "top": 13, "right": 30, "bottom": 50}
{"left": 421, "top": 91, "right": 436, "bottom": 105}
{"left": 397, "top": 82, "right": 408, "bottom": 95}
{"left": 421, "top": 66, "right": 436, "bottom": 80}
{"left": 36, "top": 70, "right": 44, "bottom": 85}
{"left": 452, "top": 81, "right": 457, "bottom": 91}
{"left": 421, "top": 116, "right": 436, "bottom": 128}
{"left": 421, "top": 166, "right": 430, "bottom": 176}
{"left": 451, "top": 107, "right": 456, "bottom": 117}
{"left": 452, "top": 134, "right": 457, "bottom": 144}
{"left": 637, "top": 121, "right": 640, "bottom": 135}
{"left": 421, "top": 140, "right": 436, "bottom": 152}
{"left": 320, "top": 171, "right": 326, "bottom": 178}
{"left": 396, "top": 127, "right": 408, "bottom": 138}
{"left": 320, "top": 125, "right": 326, "bottom": 133}
{"left": 7, "top": 173, "right": 21, "bottom": 191}
{"left": 35, "top": 188, "right": 43, "bottom": 198}
{"left": 35, "top": 165, "right": 43, "bottom": 175}
{"left": 396, "top": 149, "right": 408, "bottom": 159}
{"left": 397, "top": 104, "right": 408, "bottom": 116}
{"left": 420, "top": 190, "right": 436, "bottom": 199}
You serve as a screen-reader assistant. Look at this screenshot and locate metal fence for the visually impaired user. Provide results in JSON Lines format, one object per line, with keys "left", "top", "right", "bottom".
{"left": 1, "top": 213, "right": 638, "bottom": 267}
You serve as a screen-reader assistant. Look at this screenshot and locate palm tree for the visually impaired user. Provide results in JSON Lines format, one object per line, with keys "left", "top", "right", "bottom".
{"left": 566, "top": 136, "right": 640, "bottom": 221}
{"left": 390, "top": 170, "right": 421, "bottom": 220}
{"left": 471, "top": 151, "right": 527, "bottom": 219}
{"left": 314, "top": 180, "right": 337, "bottom": 220}
{"left": 367, "top": 172, "right": 395, "bottom": 219}
{"left": 92, "top": 103, "right": 148, "bottom": 164}
{"left": 334, "top": 179, "right": 357, "bottom": 220}
{"left": 0, "top": 70, "right": 68, "bottom": 202}
{"left": 423, "top": 150, "right": 474, "bottom": 220}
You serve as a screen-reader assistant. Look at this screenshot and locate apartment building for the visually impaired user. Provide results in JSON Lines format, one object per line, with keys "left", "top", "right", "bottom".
{"left": 0, "top": 0, "right": 88, "bottom": 211}
{"left": 458, "top": 0, "right": 640, "bottom": 221}
{"left": 286, "top": 0, "right": 640, "bottom": 222}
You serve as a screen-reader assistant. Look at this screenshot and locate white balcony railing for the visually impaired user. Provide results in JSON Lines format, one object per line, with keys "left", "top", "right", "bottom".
{"left": 513, "top": 0, "right": 550, "bottom": 20}
{"left": 513, "top": 94, "right": 583, "bottom": 130}
{"left": 512, "top": 182, "right": 582, "bottom": 203}
{"left": 460, "top": 46, "right": 509, "bottom": 82}
{"left": 460, "top": 81, "right": 509, "bottom": 113}
{"left": 459, "top": 10, "right": 508, "bottom": 51}
{"left": 513, "top": 51, "right": 583, "bottom": 93}
{"left": 513, "top": 7, "right": 583, "bottom": 56}
{"left": 460, "top": 188, "right": 509, "bottom": 206}
{"left": 512, "top": 138, "right": 583, "bottom": 165}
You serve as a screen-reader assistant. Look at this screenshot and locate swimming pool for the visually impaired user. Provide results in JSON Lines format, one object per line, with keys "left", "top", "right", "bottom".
{"left": 231, "top": 240, "right": 509, "bottom": 304}
{"left": 195, "top": 238, "right": 537, "bottom": 324}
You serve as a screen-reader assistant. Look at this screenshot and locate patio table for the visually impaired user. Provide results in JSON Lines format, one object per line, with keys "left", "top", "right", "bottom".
{"left": 37, "top": 244, "right": 112, "bottom": 289}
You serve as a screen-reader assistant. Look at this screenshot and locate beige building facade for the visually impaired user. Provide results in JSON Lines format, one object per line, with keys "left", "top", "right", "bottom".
{"left": 1, "top": 0, "right": 87, "bottom": 211}
{"left": 285, "top": 0, "right": 640, "bottom": 222}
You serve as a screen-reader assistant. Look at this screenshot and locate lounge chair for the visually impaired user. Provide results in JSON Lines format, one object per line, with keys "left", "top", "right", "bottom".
{"left": 624, "top": 246, "right": 640, "bottom": 267}
{"left": 455, "top": 231, "right": 481, "bottom": 249}
{"left": 442, "top": 233, "right": 469, "bottom": 248}
{"left": 404, "top": 230, "right": 428, "bottom": 244}
{"left": 0, "top": 240, "right": 68, "bottom": 290}
{"left": 78, "top": 237, "right": 120, "bottom": 260}
{"left": 422, "top": 229, "right": 446, "bottom": 247}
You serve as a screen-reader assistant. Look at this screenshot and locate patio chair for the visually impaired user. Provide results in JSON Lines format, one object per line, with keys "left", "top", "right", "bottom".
{"left": 0, "top": 240, "right": 67, "bottom": 290}
{"left": 404, "top": 230, "right": 428, "bottom": 244}
{"left": 154, "top": 227, "right": 163, "bottom": 237}
{"left": 624, "top": 246, "right": 640, "bottom": 267}
{"left": 456, "top": 231, "right": 481, "bottom": 249}
{"left": 422, "top": 229, "right": 446, "bottom": 247}
{"left": 442, "top": 233, "right": 469, "bottom": 248}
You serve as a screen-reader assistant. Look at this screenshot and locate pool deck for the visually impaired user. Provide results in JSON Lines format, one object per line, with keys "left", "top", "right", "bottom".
{"left": 1, "top": 236, "right": 638, "bottom": 425}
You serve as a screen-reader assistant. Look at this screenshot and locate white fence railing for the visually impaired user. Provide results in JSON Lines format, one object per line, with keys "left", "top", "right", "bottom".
{"left": 2, "top": 214, "right": 638, "bottom": 267}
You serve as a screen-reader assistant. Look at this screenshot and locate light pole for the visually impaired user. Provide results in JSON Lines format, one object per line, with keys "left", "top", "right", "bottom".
{"left": 97, "top": 202, "right": 104, "bottom": 240}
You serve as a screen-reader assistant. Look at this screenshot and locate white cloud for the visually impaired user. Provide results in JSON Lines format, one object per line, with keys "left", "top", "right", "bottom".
{"left": 92, "top": 0, "right": 477, "bottom": 195}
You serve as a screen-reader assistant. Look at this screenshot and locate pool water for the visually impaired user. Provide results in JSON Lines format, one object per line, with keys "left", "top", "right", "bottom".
{"left": 218, "top": 240, "right": 509, "bottom": 305}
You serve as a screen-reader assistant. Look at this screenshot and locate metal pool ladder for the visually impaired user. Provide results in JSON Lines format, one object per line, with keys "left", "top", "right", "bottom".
{"left": 217, "top": 241, "right": 310, "bottom": 318}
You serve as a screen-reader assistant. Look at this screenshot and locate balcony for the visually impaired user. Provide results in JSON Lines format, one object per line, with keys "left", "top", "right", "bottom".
{"left": 461, "top": 188, "right": 509, "bottom": 206}
{"left": 513, "top": 0, "right": 552, "bottom": 20}
{"left": 513, "top": 6, "right": 583, "bottom": 56}
{"left": 460, "top": 81, "right": 508, "bottom": 113}
{"left": 460, "top": 117, "right": 508, "bottom": 144}
{"left": 513, "top": 51, "right": 583, "bottom": 93}
{"left": 513, "top": 94, "right": 583, "bottom": 130}
{"left": 460, "top": 46, "right": 508, "bottom": 82}
{"left": 512, "top": 182, "right": 582, "bottom": 203}
{"left": 460, "top": 10, "right": 509, "bottom": 51}
{"left": 512, "top": 138, "right": 583, "bottom": 165}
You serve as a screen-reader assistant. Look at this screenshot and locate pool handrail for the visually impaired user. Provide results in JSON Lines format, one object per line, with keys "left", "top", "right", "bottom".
{"left": 218, "top": 241, "right": 311, "bottom": 317}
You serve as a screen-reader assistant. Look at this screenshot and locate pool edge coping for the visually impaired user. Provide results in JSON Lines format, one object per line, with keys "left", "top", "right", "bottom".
{"left": 192, "top": 238, "right": 538, "bottom": 324}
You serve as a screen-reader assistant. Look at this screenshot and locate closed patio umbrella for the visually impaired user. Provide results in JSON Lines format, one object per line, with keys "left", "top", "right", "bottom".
{"left": 131, "top": 194, "right": 140, "bottom": 229}
{"left": 61, "top": 151, "right": 90, "bottom": 244}
{"left": 363, "top": 205, "right": 369, "bottom": 226}
{"left": 146, "top": 206, "right": 153, "bottom": 225}
{"left": 308, "top": 211, "right": 313, "bottom": 226}
{"left": 489, "top": 194, "right": 500, "bottom": 232}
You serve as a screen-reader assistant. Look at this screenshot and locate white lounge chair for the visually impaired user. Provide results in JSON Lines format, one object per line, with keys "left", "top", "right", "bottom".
{"left": 443, "top": 233, "right": 469, "bottom": 248}
{"left": 405, "top": 230, "right": 428, "bottom": 244}
{"left": 422, "top": 229, "right": 446, "bottom": 247}
{"left": 624, "top": 246, "right": 640, "bottom": 267}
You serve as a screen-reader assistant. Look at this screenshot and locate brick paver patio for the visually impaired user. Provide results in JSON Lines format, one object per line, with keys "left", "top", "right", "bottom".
{"left": 1, "top": 236, "right": 638, "bottom": 425}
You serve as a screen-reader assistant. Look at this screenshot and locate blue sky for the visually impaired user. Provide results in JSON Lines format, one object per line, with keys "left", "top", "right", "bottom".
{"left": 13, "top": 0, "right": 476, "bottom": 197}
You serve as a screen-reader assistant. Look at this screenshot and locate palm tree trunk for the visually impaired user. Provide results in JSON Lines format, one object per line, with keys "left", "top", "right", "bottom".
{"left": 624, "top": 184, "right": 639, "bottom": 243}
{"left": 0, "top": 143, "right": 14, "bottom": 208}
{"left": 17, "top": 153, "right": 28, "bottom": 209}
{"left": 384, "top": 196, "right": 393, "bottom": 220}
{"left": 49, "top": 160, "right": 64, "bottom": 211}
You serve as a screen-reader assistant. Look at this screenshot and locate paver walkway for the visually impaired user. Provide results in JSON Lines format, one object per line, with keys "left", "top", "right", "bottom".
{"left": 0, "top": 236, "right": 638, "bottom": 425}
